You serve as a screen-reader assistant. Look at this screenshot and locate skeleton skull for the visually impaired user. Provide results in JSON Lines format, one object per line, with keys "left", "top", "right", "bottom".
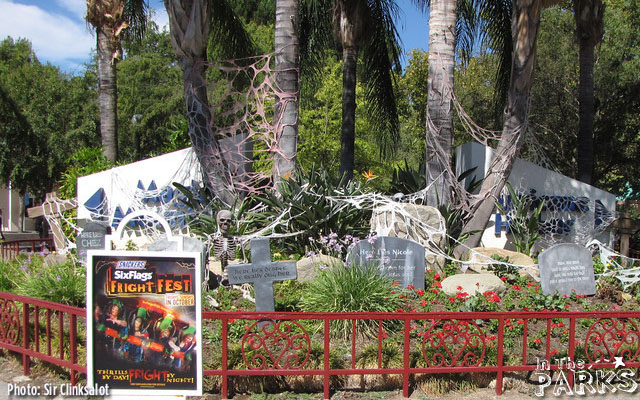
{"left": 216, "top": 210, "right": 233, "bottom": 236}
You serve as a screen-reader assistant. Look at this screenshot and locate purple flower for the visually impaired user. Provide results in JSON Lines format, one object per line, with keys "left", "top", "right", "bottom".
{"left": 367, "top": 235, "right": 378, "bottom": 244}
{"left": 56, "top": 276, "right": 61, "bottom": 281}
{"left": 366, "top": 253, "right": 374, "bottom": 260}
{"left": 328, "top": 232, "right": 338, "bottom": 240}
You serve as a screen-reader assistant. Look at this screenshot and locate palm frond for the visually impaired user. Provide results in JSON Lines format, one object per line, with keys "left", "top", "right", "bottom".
{"left": 209, "top": 0, "right": 256, "bottom": 59}
{"left": 298, "top": 0, "right": 335, "bottom": 91}
{"left": 456, "top": 0, "right": 481, "bottom": 67}
{"left": 359, "top": 0, "right": 402, "bottom": 159}
{"left": 477, "top": 0, "right": 512, "bottom": 118}
{"left": 124, "top": 0, "right": 150, "bottom": 40}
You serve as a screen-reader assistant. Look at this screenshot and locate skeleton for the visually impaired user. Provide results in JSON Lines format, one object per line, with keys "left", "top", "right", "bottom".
{"left": 212, "top": 210, "right": 238, "bottom": 285}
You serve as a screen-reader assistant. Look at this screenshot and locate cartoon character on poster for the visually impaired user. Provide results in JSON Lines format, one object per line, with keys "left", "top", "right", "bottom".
{"left": 87, "top": 252, "right": 202, "bottom": 396}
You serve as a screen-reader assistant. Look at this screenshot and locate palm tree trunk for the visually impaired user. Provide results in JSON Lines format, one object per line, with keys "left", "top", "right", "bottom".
{"left": 574, "top": 0, "right": 603, "bottom": 185}
{"left": 165, "top": 0, "right": 235, "bottom": 206}
{"left": 576, "top": 40, "right": 595, "bottom": 184}
{"left": 273, "top": 0, "right": 300, "bottom": 185}
{"left": 455, "top": 0, "right": 543, "bottom": 257}
{"left": 96, "top": 27, "right": 118, "bottom": 163}
{"left": 340, "top": 45, "right": 358, "bottom": 182}
{"left": 425, "top": 0, "right": 456, "bottom": 206}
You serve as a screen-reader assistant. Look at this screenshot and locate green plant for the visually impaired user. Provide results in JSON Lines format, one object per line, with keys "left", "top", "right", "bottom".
{"left": 246, "top": 167, "right": 372, "bottom": 256}
{"left": 300, "top": 261, "right": 403, "bottom": 339}
{"left": 495, "top": 183, "right": 545, "bottom": 256}
{"left": 486, "top": 254, "right": 523, "bottom": 285}
{"left": 11, "top": 255, "right": 85, "bottom": 306}
{"left": 388, "top": 160, "right": 425, "bottom": 195}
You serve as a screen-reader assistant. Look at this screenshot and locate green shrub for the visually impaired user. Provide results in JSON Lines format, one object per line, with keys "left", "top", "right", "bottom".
{"left": 10, "top": 255, "right": 85, "bottom": 306}
{"left": 300, "top": 261, "right": 403, "bottom": 339}
{"left": 495, "top": 183, "right": 544, "bottom": 256}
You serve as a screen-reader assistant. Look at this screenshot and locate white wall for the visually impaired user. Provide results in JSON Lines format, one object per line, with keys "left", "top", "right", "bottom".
{"left": 456, "top": 142, "right": 616, "bottom": 248}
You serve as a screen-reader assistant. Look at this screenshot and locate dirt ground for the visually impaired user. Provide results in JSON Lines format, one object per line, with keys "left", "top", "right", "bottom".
{"left": 0, "top": 353, "right": 638, "bottom": 400}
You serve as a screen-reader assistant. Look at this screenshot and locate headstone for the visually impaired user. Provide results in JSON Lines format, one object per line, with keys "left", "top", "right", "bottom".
{"left": 539, "top": 243, "right": 596, "bottom": 296}
{"left": 227, "top": 238, "right": 297, "bottom": 312}
{"left": 347, "top": 236, "right": 425, "bottom": 290}
{"left": 76, "top": 222, "right": 108, "bottom": 264}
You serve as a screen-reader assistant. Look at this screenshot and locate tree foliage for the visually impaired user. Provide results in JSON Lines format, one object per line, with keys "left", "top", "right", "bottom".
{"left": 0, "top": 38, "right": 98, "bottom": 197}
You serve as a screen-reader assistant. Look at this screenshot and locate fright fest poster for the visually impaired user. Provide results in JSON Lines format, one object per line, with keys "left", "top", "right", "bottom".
{"left": 87, "top": 251, "right": 202, "bottom": 396}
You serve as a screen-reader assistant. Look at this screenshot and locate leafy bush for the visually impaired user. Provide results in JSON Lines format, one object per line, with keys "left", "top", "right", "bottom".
{"left": 245, "top": 167, "right": 373, "bottom": 257}
{"left": 300, "top": 261, "right": 403, "bottom": 339}
{"left": 7, "top": 254, "right": 86, "bottom": 306}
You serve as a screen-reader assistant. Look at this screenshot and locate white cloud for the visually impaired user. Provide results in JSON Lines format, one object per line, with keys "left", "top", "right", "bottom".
{"left": 0, "top": 1, "right": 94, "bottom": 71}
{"left": 55, "top": 0, "right": 86, "bottom": 21}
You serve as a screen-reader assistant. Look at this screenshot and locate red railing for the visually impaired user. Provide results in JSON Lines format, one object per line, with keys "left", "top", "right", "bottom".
{"left": 0, "top": 292, "right": 85, "bottom": 385}
{"left": 1, "top": 293, "right": 638, "bottom": 398}
{"left": 205, "top": 311, "right": 640, "bottom": 399}
{"left": 1, "top": 238, "right": 54, "bottom": 261}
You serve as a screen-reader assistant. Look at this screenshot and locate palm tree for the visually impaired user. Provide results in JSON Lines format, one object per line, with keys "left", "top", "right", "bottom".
{"left": 273, "top": 0, "right": 300, "bottom": 184}
{"left": 163, "top": 0, "right": 253, "bottom": 206}
{"left": 300, "top": 0, "right": 402, "bottom": 182}
{"left": 424, "top": 0, "right": 457, "bottom": 206}
{"left": 574, "top": 0, "right": 604, "bottom": 185}
{"left": 86, "top": 0, "right": 149, "bottom": 163}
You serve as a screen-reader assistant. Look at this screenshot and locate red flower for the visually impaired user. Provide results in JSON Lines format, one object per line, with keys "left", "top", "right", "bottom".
{"left": 528, "top": 282, "right": 535, "bottom": 287}
{"left": 407, "top": 284, "right": 415, "bottom": 290}
{"left": 431, "top": 289, "right": 439, "bottom": 294}
{"left": 565, "top": 305, "right": 570, "bottom": 309}
{"left": 457, "top": 286, "right": 463, "bottom": 291}
{"left": 512, "top": 285, "right": 521, "bottom": 291}
{"left": 517, "top": 319, "right": 525, "bottom": 325}
{"left": 434, "top": 274, "right": 441, "bottom": 281}
{"left": 229, "top": 318, "right": 235, "bottom": 323}
{"left": 397, "top": 308, "right": 404, "bottom": 313}
{"left": 550, "top": 350, "right": 558, "bottom": 357}
{"left": 421, "top": 300, "right": 427, "bottom": 307}
{"left": 417, "top": 290, "right": 425, "bottom": 297}
{"left": 392, "top": 282, "right": 400, "bottom": 287}
{"left": 449, "top": 297, "right": 456, "bottom": 303}
{"left": 533, "top": 338, "right": 542, "bottom": 344}
{"left": 500, "top": 277, "right": 507, "bottom": 282}
{"left": 433, "top": 282, "right": 442, "bottom": 288}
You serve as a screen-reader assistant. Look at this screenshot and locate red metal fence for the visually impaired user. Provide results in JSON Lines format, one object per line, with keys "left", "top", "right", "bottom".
{"left": 0, "top": 292, "right": 85, "bottom": 385}
{"left": 0, "top": 291, "right": 639, "bottom": 399}
{"left": 1, "top": 238, "right": 54, "bottom": 261}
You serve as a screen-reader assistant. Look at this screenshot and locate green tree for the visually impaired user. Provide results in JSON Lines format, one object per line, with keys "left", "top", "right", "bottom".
{"left": 299, "top": 0, "right": 402, "bottom": 182}
{"left": 0, "top": 38, "right": 99, "bottom": 197}
{"left": 117, "top": 22, "right": 186, "bottom": 162}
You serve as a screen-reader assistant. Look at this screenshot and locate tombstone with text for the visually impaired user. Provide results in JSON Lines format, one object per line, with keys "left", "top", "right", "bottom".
{"left": 227, "top": 238, "right": 297, "bottom": 312}
{"left": 539, "top": 243, "right": 596, "bottom": 296}
{"left": 348, "top": 236, "right": 425, "bottom": 290}
{"left": 76, "top": 222, "right": 108, "bottom": 265}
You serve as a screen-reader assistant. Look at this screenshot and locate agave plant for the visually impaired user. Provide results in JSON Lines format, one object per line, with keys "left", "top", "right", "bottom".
{"left": 495, "top": 183, "right": 545, "bottom": 256}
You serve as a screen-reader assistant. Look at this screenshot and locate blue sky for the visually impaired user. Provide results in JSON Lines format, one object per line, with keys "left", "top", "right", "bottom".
{"left": 0, "top": 0, "right": 428, "bottom": 74}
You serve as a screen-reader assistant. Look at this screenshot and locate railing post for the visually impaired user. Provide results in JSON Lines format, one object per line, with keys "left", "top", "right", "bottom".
{"left": 324, "top": 318, "right": 330, "bottom": 400}
{"left": 70, "top": 314, "right": 77, "bottom": 386}
{"left": 568, "top": 316, "right": 576, "bottom": 389}
{"left": 496, "top": 316, "right": 505, "bottom": 395}
{"left": 22, "top": 303, "right": 30, "bottom": 376}
{"left": 403, "top": 317, "right": 410, "bottom": 398}
{"left": 222, "top": 317, "right": 228, "bottom": 399}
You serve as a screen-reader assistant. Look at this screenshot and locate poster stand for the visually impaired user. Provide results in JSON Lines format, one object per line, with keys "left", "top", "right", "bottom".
{"left": 87, "top": 211, "right": 203, "bottom": 399}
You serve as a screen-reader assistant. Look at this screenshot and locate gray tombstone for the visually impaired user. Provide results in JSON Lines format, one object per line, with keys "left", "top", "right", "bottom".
{"left": 347, "top": 236, "right": 425, "bottom": 290}
{"left": 539, "top": 243, "right": 596, "bottom": 296}
{"left": 227, "top": 238, "right": 297, "bottom": 312}
{"left": 76, "top": 222, "right": 108, "bottom": 265}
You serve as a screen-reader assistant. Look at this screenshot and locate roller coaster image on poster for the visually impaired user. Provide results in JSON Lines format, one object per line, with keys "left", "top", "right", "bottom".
{"left": 87, "top": 251, "right": 202, "bottom": 396}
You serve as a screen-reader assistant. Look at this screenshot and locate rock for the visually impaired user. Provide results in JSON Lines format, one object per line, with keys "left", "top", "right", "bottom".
{"left": 467, "top": 247, "right": 535, "bottom": 273}
{"left": 296, "top": 254, "right": 342, "bottom": 282}
{"left": 370, "top": 203, "right": 447, "bottom": 272}
{"left": 441, "top": 273, "right": 506, "bottom": 296}
{"left": 207, "top": 259, "right": 242, "bottom": 275}
{"left": 43, "top": 253, "right": 68, "bottom": 267}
